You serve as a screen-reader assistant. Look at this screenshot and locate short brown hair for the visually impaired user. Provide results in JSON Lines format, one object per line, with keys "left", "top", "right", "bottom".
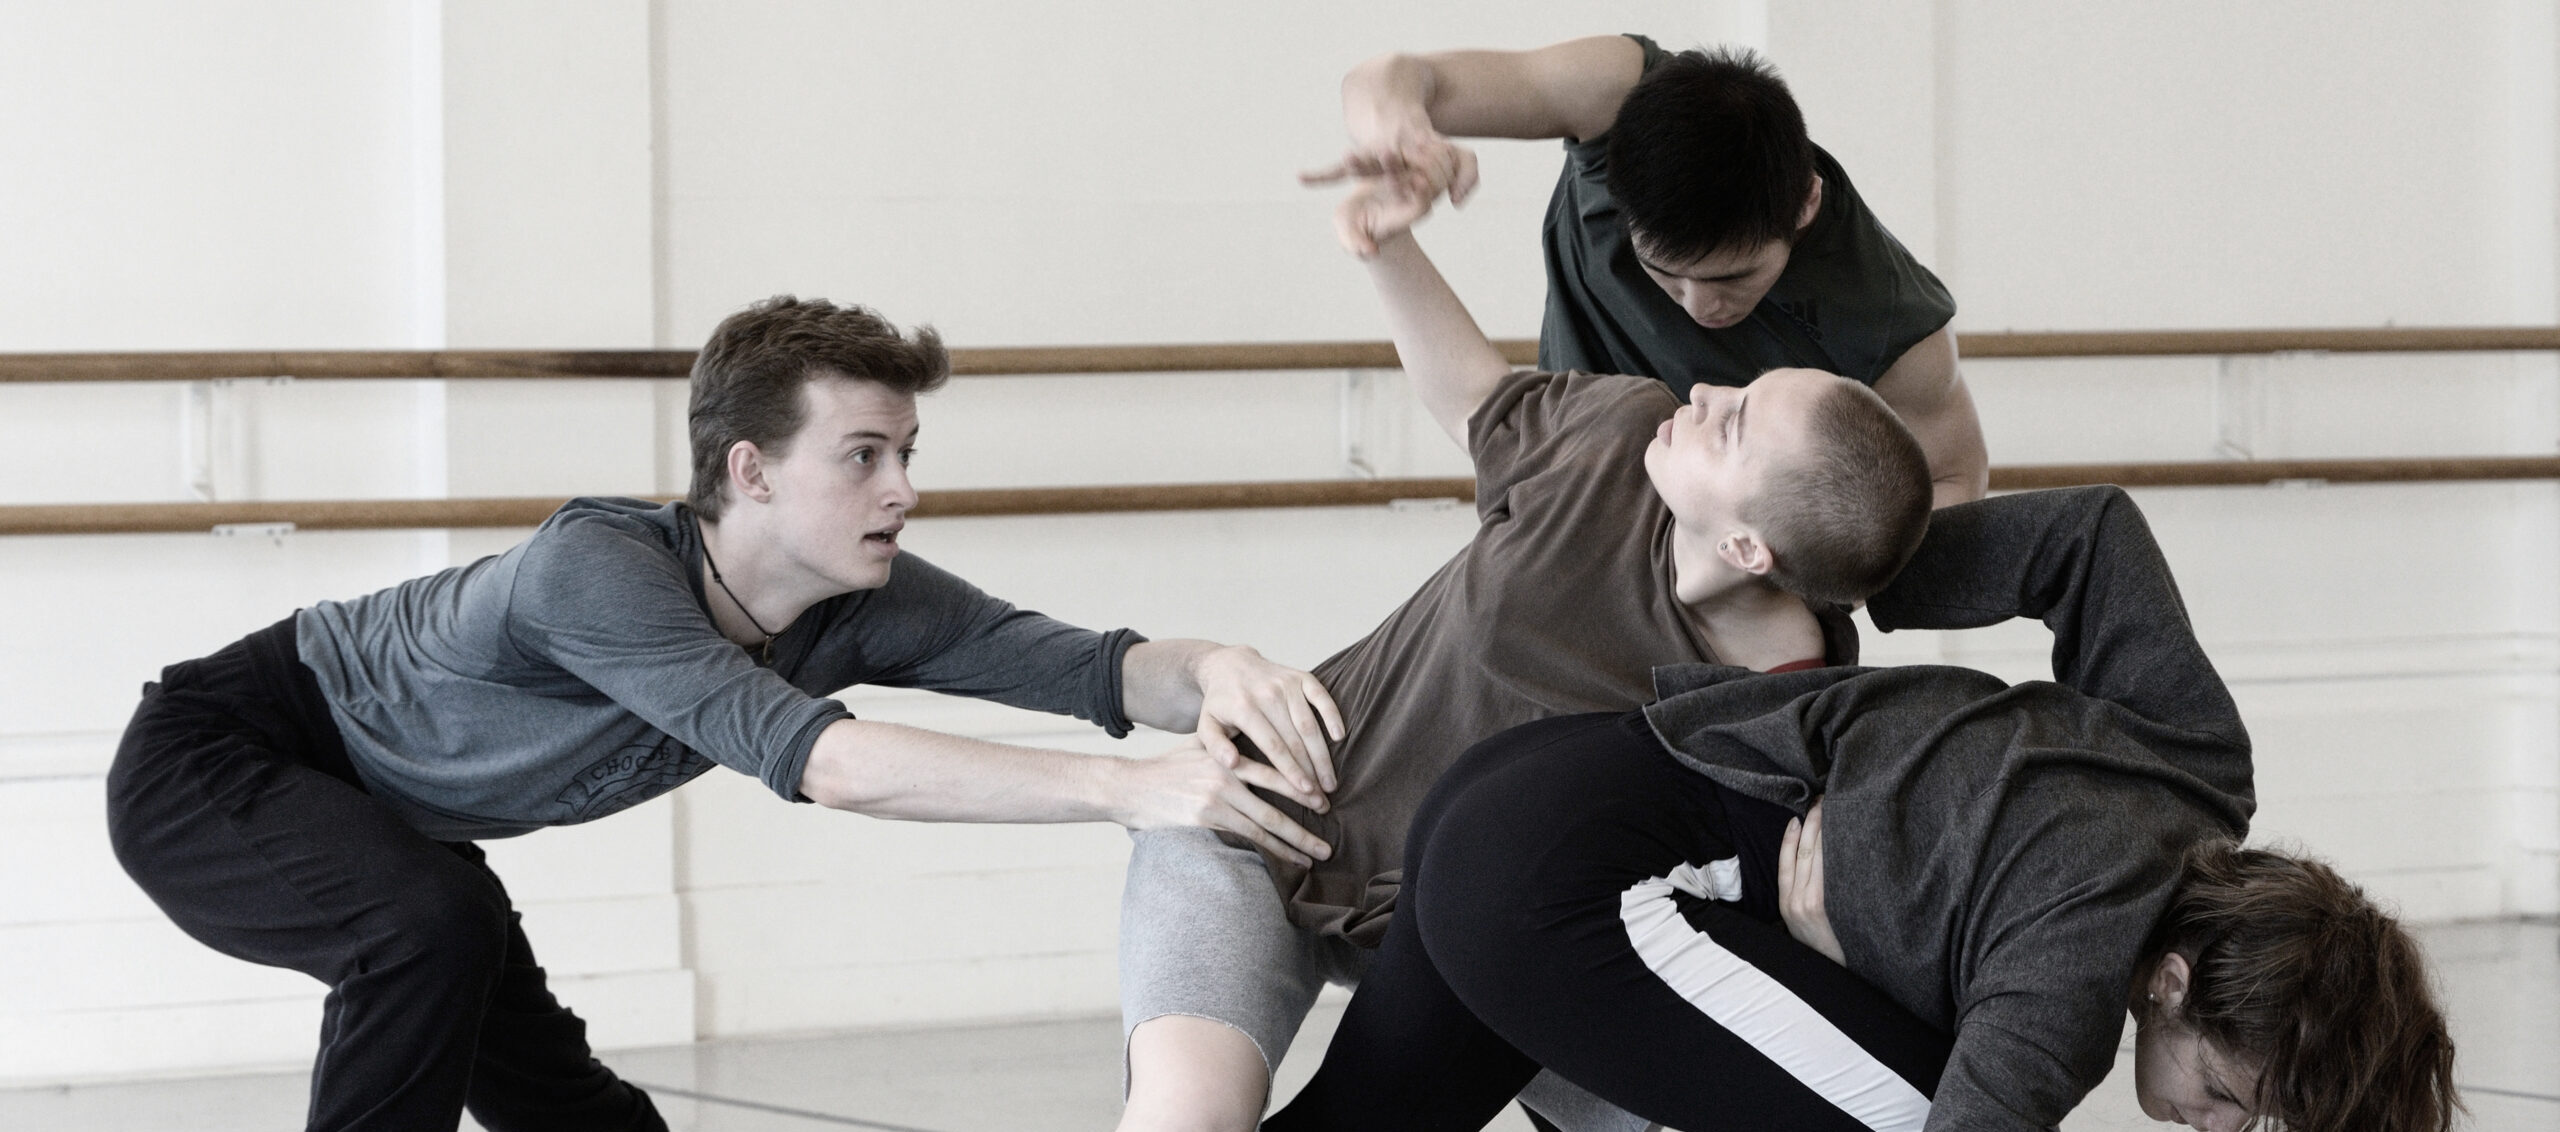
{"left": 1748, "top": 380, "right": 1931, "bottom": 604}
{"left": 2141, "top": 840, "right": 2459, "bottom": 1132}
{"left": 687, "top": 295, "right": 950, "bottom": 520}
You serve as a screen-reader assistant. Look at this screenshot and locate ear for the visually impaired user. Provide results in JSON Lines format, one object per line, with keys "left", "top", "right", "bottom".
{"left": 1718, "top": 529, "right": 1776, "bottom": 578}
{"left": 2147, "top": 951, "right": 2194, "bottom": 1012}
{"left": 1796, "top": 174, "right": 1824, "bottom": 232}
{"left": 726, "top": 440, "right": 774, "bottom": 505}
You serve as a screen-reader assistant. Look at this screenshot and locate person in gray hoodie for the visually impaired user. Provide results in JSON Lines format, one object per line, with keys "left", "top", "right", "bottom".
{"left": 1268, "top": 485, "right": 2458, "bottom": 1132}
{"left": 104, "top": 295, "right": 1347, "bottom": 1132}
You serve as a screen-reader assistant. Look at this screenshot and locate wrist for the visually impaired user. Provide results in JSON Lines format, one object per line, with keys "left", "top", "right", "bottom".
{"left": 1181, "top": 640, "right": 1228, "bottom": 688}
{"left": 1081, "top": 750, "right": 1135, "bottom": 826}
{"left": 1344, "top": 56, "right": 1435, "bottom": 144}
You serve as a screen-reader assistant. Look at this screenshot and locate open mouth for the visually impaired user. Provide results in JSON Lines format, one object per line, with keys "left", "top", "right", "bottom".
{"left": 865, "top": 523, "right": 903, "bottom": 549}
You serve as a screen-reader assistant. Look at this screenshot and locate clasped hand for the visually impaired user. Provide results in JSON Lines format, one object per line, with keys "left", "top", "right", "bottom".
{"left": 1300, "top": 132, "right": 1480, "bottom": 257}
{"left": 1118, "top": 644, "right": 1346, "bottom": 869}
{"left": 1116, "top": 738, "right": 1334, "bottom": 870}
{"left": 1777, "top": 798, "right": 1846, "bottom": 966}
{"left": 1184, "top": 643, "right": 1345, "bottom": 798}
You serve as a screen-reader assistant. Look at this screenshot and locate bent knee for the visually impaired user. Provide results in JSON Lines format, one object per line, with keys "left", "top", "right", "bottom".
{"left": 1121, "top": 1014, "right": 1271, "bottom": 1132}
{"left": 361, "top": 873, "right": 512, "bottom": 978}
{"left": 1410, "top": 777, "right": 1667, "bottom": 970}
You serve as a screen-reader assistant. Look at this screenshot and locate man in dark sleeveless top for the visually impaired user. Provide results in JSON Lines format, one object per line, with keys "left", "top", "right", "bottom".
{"left": 1311, "top": 33, "right": 1988, "bottom": 507}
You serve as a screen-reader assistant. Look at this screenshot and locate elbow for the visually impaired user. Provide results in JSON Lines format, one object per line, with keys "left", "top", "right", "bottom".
{"left": 1345, "top": 51, "right": 1436, "bottom": 113}
{"left": 1924, "top": 430, "right": 1991, "bottom": 507}
{"left": 795, "top": 757, "right": 859, "bottom": 812}
{"left": 1347, "top": 50, "right": 1414, "bottom": 84}
{"left": 796, "top": 723, "right": 890, "bottom": 814}
{"left": 1932, "top": 464, "right": 1991, "bottom": 508}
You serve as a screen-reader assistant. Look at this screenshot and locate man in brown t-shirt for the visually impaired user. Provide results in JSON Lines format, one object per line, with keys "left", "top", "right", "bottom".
{"left": 1117, "top": 228, "right": 1933, "bottom": 1132}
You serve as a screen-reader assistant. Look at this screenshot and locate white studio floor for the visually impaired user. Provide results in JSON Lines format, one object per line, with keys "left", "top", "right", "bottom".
{"left": 4, "top": 921, "right": 2552, "bottom": 1132}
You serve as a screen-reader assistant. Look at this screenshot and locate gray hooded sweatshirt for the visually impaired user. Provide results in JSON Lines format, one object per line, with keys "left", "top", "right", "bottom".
{"left": 1644, "top": 486, "right": 2255, "bottom": 1131}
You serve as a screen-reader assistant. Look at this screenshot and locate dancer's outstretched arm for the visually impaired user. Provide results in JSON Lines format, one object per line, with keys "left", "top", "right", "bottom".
{"left": 1362, "top": 232, "right": 1514, "bottom": 448}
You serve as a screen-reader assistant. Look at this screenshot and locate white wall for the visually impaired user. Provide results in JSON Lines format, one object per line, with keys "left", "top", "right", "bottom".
{"left": 0, "top": 0, "right": 2553, "bottom": 1085}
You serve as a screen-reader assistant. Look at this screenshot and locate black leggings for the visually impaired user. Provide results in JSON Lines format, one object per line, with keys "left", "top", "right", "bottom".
{"left": 1267, "top": 712, "right": 1950, "bottom": 1131}
{"left": 104, "top": 617, "right": 664, "bottom": 1132}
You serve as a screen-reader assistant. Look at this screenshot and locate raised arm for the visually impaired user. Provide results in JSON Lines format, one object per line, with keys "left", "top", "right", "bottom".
{"left": 1307, "top": 36, "right": 1646, "bottom": 256}
{"left": 1869, "top": 328, "right": 1990, "bottom": 506}
{"left": 1364, "top": 232, "right": 1515, "bottom": 447}
{"left": 1864, "top": 486, "right": 2244, "bottom": 749}
{"left": 1342, "top": 35, "right": 1644, "bottom": 146}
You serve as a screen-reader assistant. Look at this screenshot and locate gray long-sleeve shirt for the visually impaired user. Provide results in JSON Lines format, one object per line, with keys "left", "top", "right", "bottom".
{"left": 296, "top": 497, "right": 1139, "bottom": 841}
{"left": 1644, "top": 486, "right": 2254, "bottom": 1132}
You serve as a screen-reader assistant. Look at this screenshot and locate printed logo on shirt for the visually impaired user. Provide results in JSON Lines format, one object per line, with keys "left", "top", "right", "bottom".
{"left": 555, "top": 737, "right": 713, "bottom": 822}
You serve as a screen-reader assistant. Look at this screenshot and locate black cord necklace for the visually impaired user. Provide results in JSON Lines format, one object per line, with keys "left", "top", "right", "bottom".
{"left": 699, "top": 535, "right": 780, "bottom": 663}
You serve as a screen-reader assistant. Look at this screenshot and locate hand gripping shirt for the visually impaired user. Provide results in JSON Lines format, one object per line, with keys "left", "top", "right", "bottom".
{"left": 1644, "top": 486, "right": 2256, "bottom": 1132}
{"left": 295, "top": 498, "right": 1139, "bottom": 841}
{"left": 1540, "top": 34, "right": 1957, "bottom": 396}
{"left": 1267, "top": 369, "right": 1855, "bottom": 946}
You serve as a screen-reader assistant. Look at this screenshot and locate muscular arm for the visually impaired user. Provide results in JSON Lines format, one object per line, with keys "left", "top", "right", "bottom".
{"left": 1869, "top": 328, "right": 1989, "bottom": 506}
{"left": 1341, "top": 35, "right": 1645, "bottom": 146}
{"left": 1312, "top": 37, "right": 1646, "bottom": 255}
{"left": 1366, "top": 233, "right": 1514, "bottom": 447}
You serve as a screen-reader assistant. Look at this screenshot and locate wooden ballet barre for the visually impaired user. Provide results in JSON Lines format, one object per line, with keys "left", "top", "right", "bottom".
{"left": 0, "top": 480, "right": 1479, "bottom": 536}
{"left": 10, "top": 326, "right": 2560, "bottom": 383}
{"left": 8, "top": 457, "right": 2560, "bottom": 536}
{"left": 1987, "top": 456, "right": 2560, "bottom": 489}
{"left": 0, "top": 343, "right": 1472, "bottom": 384}
{"left": 1954, "top": 326, "right": 2560, "bottom": 358}
{"left": 0, "top": 350, "right": 697, "bottom": 383}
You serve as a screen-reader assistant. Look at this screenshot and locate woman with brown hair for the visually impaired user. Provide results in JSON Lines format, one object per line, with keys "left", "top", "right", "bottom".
{"left": 1268, "top": 485, "right": 2458, "bottom": 1132}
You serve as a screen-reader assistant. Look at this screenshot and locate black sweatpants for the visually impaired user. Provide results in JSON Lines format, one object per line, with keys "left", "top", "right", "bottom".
{"left": 103, "top": 616, "right": 664, "bottom": 1132}
{"left": 1267, "top": 712, "right": 1950, "bottom": 1131}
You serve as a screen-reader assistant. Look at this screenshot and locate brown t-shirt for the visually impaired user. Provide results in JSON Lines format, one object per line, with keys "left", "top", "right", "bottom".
{"left": 1265, "top": 369, "right": 1855, "bottom": 946}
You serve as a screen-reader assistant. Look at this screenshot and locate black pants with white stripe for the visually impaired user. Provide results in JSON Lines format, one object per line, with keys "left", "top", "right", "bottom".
{"left": 1266, "top": 711, "right": 1950, "bottom": 1132}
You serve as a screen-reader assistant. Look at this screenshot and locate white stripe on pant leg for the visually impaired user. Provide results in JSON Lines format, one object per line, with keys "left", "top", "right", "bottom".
{"left": 1619, "top": 877, "right": 1931, "bottom": 1132}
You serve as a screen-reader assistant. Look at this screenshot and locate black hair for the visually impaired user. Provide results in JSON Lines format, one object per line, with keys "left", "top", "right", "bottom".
{"left": 1605, "top": 46, "right": 1817, "bottom": 263}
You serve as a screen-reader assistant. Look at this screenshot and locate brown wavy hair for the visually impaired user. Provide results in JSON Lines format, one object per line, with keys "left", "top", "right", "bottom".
{"left": 2139, "top": 840, "right": 2459, "bottom": 1132}
{"left": 687, "top": 295, "right": 949, "bottom": 521}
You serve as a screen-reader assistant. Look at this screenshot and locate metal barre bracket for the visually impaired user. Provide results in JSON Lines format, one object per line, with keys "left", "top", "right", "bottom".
{"left": 212, "top": 522, "right": 297, "bottom": 539}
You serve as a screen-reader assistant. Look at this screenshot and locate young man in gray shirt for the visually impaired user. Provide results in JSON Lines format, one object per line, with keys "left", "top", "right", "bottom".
{"left": 105, "top": 295, "right": 1345, "bottom": 1132}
